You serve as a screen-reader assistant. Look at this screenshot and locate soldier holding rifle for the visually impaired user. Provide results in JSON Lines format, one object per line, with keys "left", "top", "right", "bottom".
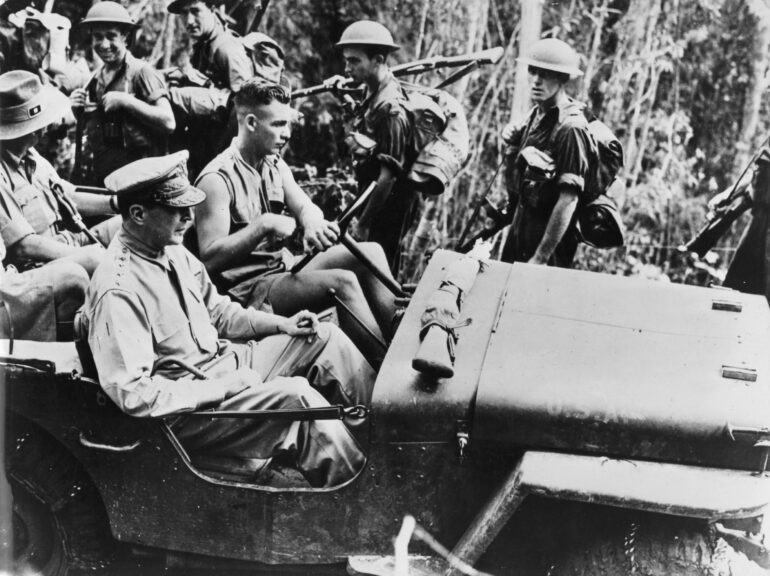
{"left": 332, "top": 20, "right": 416, "bottom": 277}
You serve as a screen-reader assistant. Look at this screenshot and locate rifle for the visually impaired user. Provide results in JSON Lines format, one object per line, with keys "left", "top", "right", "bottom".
{"left": 456, "top": 199, "right": 512, "bottom": 254}
{"left": 291, "top": 46, "right": 504, "bottom": 100}
{"left": 455, "top": 156, "right": 510, "bottom": 253}
{"left": 680, "top": 189, "right": 752, "bottom": 258}
{"left": 49, "top": 180, "right": 106, "bottom": 248}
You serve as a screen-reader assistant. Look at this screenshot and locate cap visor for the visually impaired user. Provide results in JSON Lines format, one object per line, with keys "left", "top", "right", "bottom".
{"left": 160, "top": 185, "right": 207, "bottom": 207}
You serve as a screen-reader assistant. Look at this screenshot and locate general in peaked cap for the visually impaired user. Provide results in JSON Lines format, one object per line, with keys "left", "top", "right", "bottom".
{"left": 104, "top": 151, "right": 206, "bottom": 208}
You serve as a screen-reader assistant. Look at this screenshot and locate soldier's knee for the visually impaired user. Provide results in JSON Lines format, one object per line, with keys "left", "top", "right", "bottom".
{"left": 358, "top": 242, "right": 388, "bottom": 266}
{"left": 329, "top": 269, "right": 362, "bottom": 296}
{"left": 51, "top": 261, "right": 89, "bottom": 302}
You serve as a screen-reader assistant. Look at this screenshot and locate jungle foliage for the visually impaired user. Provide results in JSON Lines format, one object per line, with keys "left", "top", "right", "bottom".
{"left": 47, "top": 0, "right": 770, "bottom": 283}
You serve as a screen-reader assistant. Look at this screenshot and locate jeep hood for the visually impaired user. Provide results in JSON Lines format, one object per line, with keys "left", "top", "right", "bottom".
{"left": 473, "top": 263, "right": 770, "bottom": 470}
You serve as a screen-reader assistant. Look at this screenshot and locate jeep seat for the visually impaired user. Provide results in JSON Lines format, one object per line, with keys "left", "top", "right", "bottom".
{"left": 73, "top": 308, "right": 98, "bottom": 378}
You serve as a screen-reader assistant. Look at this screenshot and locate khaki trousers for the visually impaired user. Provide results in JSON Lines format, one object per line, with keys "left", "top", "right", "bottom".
{"left": 174, "top": 323, "right": 375, "bottom": 488}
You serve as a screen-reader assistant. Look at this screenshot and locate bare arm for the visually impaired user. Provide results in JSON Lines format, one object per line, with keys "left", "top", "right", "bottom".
{"left": 195, "top": 172, "right": 294, "bottom": 273}
{"left": 9, "top": 236, "right": 104, "bottom": 275}
{"left": 68, "top": 190, "right": 116, "bottom": 217}
{"left": 280, "top": 161, "right": 338, "bottom": 251}
{"left": 530, "top": 188, "right": 578, "bottom": 265}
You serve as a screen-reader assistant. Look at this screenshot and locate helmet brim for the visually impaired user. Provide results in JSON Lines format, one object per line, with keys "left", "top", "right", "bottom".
{"left": 335, "top": 40, "right": 400, "bottom": 52}
{"left": 517, "top": 56, "right": 583, "bottom": 78}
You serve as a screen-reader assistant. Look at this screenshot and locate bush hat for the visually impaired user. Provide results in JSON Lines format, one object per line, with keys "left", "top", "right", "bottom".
{"left": 0, "top": 70, "right": 71, "bottom": 141}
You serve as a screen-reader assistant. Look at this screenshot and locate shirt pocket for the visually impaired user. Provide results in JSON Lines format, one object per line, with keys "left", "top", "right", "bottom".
{"left": 14, "top": 183, "right": 58, "bottom": 235}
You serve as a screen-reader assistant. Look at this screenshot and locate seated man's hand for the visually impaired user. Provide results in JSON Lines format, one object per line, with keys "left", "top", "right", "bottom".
{"left": 279, "top": 310, "right": 319, "bottom": 338}
{"left": 303, "top": 218, "right": 339, "bottom": 252}
{"left": 259, "top": 214, "right": 296, "bottom": 239}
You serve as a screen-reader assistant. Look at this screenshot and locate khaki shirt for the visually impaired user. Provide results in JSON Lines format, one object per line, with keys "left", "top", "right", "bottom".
{"left": 0, "top": 147, "right": 81, "bottom": 269}
{"left": 83, "top": 227, "right": 275, "bottom": 418}
{"left": 191, "top": 21, "right": 253, "bottom": 93}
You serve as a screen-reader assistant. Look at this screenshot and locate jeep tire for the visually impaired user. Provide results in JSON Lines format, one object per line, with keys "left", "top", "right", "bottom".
{"left": 6, "top": 420, "right": 115, "bottom": 575}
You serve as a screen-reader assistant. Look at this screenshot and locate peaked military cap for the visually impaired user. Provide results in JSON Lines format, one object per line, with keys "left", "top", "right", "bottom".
{"left": 105, "top": 151, "right": 206, "bottom": 208}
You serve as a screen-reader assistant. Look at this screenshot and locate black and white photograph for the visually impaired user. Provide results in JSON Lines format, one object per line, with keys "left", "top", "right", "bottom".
{"left": 1, "top": 0, "right": 770, "bottom": 574}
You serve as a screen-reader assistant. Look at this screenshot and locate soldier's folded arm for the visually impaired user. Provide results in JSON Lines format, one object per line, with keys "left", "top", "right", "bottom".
{"left": 194, "top": 172, "right": 292, "bottom": 272}
{"left": 89, "top": 288, "right": 251, "bottom": 418}
{"left": 104, "top": 90, "right": 175, "bottom": 133}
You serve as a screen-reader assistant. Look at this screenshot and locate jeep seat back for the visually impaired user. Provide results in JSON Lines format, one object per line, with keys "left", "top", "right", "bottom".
{"left": 73, "top": 308, "right": 98, "bottom": 378}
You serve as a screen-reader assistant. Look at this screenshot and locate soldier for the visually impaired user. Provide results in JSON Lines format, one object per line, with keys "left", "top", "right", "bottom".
{"left": 0, "top": 70, "right": 119, "bottom": 276}
{"left": 193, "top": 79, "right": 397, "bottom": 366}
{"left": 69, "top": 2, "right": 175, "bottom": 185}
{"left": 0, "top": 5, "right": 88, "bottom": 93}
{"left": 166, "top": 0, "right": 255, "bottom": 177}
{"left": 82, "top": 151, "right": 373, "bottom": 487}
{"left": 335, "top": 20, "right": 416, "bottom": 276}
{"left": 1, "top": 235, "right": 89, "bottom": 342}
{"left": 500, "top": 38, "right": 597, "bottom": 267}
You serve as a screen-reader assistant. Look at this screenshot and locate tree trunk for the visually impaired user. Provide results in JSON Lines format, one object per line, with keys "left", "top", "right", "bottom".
{"left": 732, "top": 0, "right": 770, "bottom": 176}
{"left": 510, "top": 0, "right": 543, "bottom": 125}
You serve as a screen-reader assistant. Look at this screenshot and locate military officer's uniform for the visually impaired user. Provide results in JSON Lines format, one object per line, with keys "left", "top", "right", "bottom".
{"left": 83, "top": 152, "right": 373, "bottom": 487}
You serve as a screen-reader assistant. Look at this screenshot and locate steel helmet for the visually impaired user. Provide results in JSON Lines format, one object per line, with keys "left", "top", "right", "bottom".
{"left": 517, "top": 38, "right": 583, "bottom": 78}
{"left": 80, "top": 2, "right": 137, "bottom": 29}
{"left": 167, "top": 0, "right": 220, "bottom": 14}
{"left": 336, "top": 20, "right": 399, "bottom": 52}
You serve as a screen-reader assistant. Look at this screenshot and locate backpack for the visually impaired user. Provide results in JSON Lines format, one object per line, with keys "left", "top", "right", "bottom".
{"left": 399, "top": 83, "right": 470, "bottom": 196}
{"left": 241, "top": 32, "right": 285, "bottom": 83}
{"left": 579, "top": 112, "right": 625, "bottom": 249}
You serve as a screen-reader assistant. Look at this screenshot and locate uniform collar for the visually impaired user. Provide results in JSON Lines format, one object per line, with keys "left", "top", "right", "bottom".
{"left": 1, "top": 146, "right": 24, "bottom": 172}
{"left": 2, "top": 146, "right": 37, "bottom": 181}
{"left": 230, "top": 138, "right": 280, "bottom": 172}
{"left": 363, "top": 69, "right": 402, "bottom": 110}
{"left": 537, "top": 91, "right": 582, "bottom": 123}
{"left": 118, "top": 226, "right": 171, "bottom": 270}
{"left": 198, "top": 20, "right": 224, "bottom": 46}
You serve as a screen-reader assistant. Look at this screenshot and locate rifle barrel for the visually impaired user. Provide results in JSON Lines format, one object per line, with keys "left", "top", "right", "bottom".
{"left": 291, "top": 46, "right": 504, "bottom": 100}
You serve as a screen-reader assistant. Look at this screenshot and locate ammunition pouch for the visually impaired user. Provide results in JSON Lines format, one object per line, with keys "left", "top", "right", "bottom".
{"left": 102, "top": 112, "right": 124, "bottom": 147}
{"left": 519, "top": 146, "right": 556, "bottom": 211}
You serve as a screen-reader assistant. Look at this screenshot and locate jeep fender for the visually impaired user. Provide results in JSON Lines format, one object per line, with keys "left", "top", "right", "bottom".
{"left": 449, "top": 451, "right": 770, "bottom": 573}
